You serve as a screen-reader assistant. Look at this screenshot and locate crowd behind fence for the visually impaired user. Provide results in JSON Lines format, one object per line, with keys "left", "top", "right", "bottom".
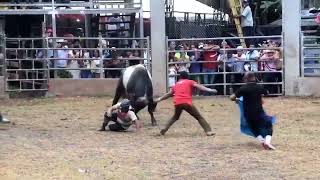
{"left": 0, "top": 0, "right": 142, "bottom": 10}
{"left": 3, "top": 36, "right": 150, "bottom": 91}
{"left": 166, "top": 36, "right": 284, "bottom": 96}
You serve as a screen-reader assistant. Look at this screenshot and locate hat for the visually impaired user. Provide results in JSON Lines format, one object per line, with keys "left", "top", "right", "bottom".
{"left": 120, "top": 99, "right": 131, "bottom": 113}
{"left": 236, "top": 46, "right": 244, "bottom": 51}
{"left": 57, "top": 39, "right": 65, "bottom": 43}
{"left": 265, "top": 49, "right": 275, "bottom": 53}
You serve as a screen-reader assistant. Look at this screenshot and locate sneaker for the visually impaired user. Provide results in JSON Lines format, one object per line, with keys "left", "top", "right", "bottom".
{"left": 206, "top": 131, "right": 215, "bottom": 136}
{"left": 0, "top": 117, "right": 10, "bottom": 123}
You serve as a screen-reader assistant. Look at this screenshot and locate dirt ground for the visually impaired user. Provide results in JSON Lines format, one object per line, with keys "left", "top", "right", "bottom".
{"left": 0, "top": 96, "right": 320, "bottom": 180}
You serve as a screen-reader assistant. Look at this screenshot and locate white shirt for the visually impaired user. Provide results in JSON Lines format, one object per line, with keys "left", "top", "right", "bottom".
{"left": 241, "top": 6, "right": 253, "bottom": 27}
{"left": 113, "top": 102, "right": 137, "bottom": 129}
{"left": 245, "top": 50, "right": 260, "bottom": 72}
{"left": 56, "top": 49, "right": 68, "bottom": 68}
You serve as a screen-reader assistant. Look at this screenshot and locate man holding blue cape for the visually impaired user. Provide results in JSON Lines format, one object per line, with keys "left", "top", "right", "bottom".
{"left": 230, "top": 72, "right": 276, "bottom": 150}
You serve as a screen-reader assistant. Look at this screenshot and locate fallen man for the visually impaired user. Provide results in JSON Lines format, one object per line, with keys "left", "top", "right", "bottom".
{"left": 99, "top": 99, "right": 141, "bottom": 132}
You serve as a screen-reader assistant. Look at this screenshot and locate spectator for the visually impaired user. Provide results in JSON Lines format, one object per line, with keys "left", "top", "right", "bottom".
{"left": 202, "top": 42, "right": 219, "bottom": 87}
{"left": 316, "top": 12, "right": 320, "bottom": 44}
{"left": 260, "top": 49, "right": 281, "bottom": 94}
{"left": 188, "top": 44, "right": 202, "bottom": 95}
{"left": 168, "top": 64, "right": 177, "bottom": 89}
{"left": 80, "top": 50, "right": 92, "bottom": 78}
{"left": 91, "top": 50, "right": 102, "bottom": 78}
{"left": 232, "top": 46, "right": 246, "bottom": 91}
{"left": 105, "top": 50, "right": 123, "bottom": 78}
{"left": 245, "top": 44, "right": 260, "bottom": 72}
{"left": 218, "top": 45, "right": 237, "bottom": 94}
{"left": 129, "top": 50, "right": 141, "bottom": 66}
{"left": 55, "top": 39, "right": 72, "bottom": 78}
{"left": 107, "top": 13, "right": 124, "bottom": 47}
{"left": 68, "top": 43, "right": 81, "bottom": 79}
{"left": 239, "top": 0, "right": 254, "bottom": 46}
{"left": 176, "top": 52, "right": 190, "bottom": 73}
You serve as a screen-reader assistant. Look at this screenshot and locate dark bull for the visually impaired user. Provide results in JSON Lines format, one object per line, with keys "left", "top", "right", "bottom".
{"left": 112, "top": 65, "right": 158, "bottom": 126}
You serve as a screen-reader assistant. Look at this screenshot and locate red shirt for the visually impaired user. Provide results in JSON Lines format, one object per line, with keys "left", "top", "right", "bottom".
{"left": 172, "top": 79, "right": 196, "bottom": 105}
{"left": 203, "top": 51, "right": 218, "bottom": 69}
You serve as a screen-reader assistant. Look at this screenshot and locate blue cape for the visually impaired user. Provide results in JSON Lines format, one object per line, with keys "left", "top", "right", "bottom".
{"left": 237, "top": 96, "right": 276, "bottom": 137}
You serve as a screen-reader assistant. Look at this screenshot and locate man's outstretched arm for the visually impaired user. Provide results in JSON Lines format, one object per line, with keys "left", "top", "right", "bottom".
{"left": 155, "top": 89, "right": 174, "bottom": 103}
{"left": 193, "top": 83, "right": 217, "bottom": 94}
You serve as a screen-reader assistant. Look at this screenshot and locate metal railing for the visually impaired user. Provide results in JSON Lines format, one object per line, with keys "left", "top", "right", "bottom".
{"left": 4, "top": 36, "right": 150, "bottom": 91}
{"left": 301, "top": 35, "right": 320, "bottom": 77}
{"left": 0, "top": 0, "right": 142, "bottom": 15}
{"left": 0, "top": 35, "right": 4, "bottom": 77}
{"left": 166, "top": 35, "right": 284, "bottom": 96}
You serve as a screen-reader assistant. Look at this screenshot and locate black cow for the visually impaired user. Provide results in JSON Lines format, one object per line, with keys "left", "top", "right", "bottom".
{"left": 112, "top": 64, "right": 158, "bottom": 126}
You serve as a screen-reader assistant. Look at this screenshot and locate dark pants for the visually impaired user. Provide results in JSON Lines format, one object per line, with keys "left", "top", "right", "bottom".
{"left": 100, "top": 112, "right": 126, "bottom": 131}
{"left": 246, "top": 113, "right": 273, "bottom": 138}
{"left": 263, "top": 72, "right": 282, "bottom": 94}
{"left": 243, "top": 26, "right": 254, "bottom": 46}
{"left": 80, "top": 70, "right": 92, "bottom": 78}
{"left": 161, "top": 104, "right": 212, "bottom": 134}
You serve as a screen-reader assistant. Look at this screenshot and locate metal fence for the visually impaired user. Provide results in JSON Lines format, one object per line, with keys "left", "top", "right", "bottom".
{"left": 0, "top": 0, "right": 142, "bottom": 15}
{"left": 165, "top": 11, "right": 228, "bottom": 39}
{"left": 0, "top": 35, "right": 4, "bottom": 77}
{"left": 166, "top": 35, "right": 284, "bottom": 96}
{"left": 3, "top": 36, "right": 150, "bottom": 92}
{"left": 301, "top": 35, "right": 320, "bottom": 77}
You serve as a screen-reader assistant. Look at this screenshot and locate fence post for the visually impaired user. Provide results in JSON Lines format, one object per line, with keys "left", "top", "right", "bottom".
{"left": 165, "top": 36, "right": 169, "bottom": 91}
{"left": 146, "top": 37, "right": 151, "bottom": 72}
{"left": 222, "top": 38, "right": 227, "bottom": 95}
{"left": 3, "top": 35, "right": 7, "bottom": 92}
{"left": 99, "top": 35, "right": 104, "bottom": 79}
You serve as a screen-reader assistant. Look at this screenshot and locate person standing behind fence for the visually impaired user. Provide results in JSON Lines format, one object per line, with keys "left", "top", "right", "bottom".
{"left": 239, "top": 0, "right": 254, "bottom": 46}
{"left": 188, "top": 44, "right": 202, "bottom": 95}
{"left": 174, "top": 45, "right": 190, "bottom": 73}
{"left": 55, "top": 39, "right": 72, "bottom": 78}
{"left": 232, "top": 46, "right": 246, "bottom": 92}
{"left": 68, "top": 42, "right": 81, "bottom": 79}
{"left": 202, "top": 42, "right": 219, "bottom": 92}
{"left": 260, "top": 49, "right": 281, "bottom": 94}
{"left": 245, "top": 44, "right": 260, "bottom": 72}
{"left": 80, "top": 50, "right": 92, "bottom": 78}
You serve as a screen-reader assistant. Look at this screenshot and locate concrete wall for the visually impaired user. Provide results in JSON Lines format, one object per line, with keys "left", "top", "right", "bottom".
{"left": 0, "top": 76, "right": 7, "bottom": 98}
{"left": 48, "top": 79, "right": 118, "bottom": 97}
{"left": 291, "top": 78, "right": 320, "bottom": 97}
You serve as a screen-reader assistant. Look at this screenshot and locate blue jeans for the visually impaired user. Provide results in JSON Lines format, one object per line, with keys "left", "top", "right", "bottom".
{"left": 80, "top": 70, "right": 92, "bottom": 78}
{"left": 203, "top": 68, "right": 217, "bottom": 85}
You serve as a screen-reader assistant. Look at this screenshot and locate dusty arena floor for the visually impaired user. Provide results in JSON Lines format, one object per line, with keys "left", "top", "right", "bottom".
{"left": 0, "top": 96, "right": 320, "bottom": 180}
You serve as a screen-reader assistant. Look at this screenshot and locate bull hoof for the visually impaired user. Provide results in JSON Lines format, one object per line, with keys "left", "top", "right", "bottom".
{"left": 151, "top": 122, "right": 158, "bottom": 126}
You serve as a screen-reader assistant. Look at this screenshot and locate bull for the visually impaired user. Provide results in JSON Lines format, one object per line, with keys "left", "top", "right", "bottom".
{"left": 112, "top": 64, "right": 158, "bottom": 126}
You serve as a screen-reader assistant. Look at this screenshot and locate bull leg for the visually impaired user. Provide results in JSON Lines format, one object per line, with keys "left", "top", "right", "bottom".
{"left": 148, "top": 105, "right": 157, "bottom": 126}
{"left": 112, "top": 77, "right": 125, "bottom": 105}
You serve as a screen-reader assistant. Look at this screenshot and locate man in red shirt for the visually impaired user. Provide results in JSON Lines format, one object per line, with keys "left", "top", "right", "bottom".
{"left": 156, "top": 71, "right": 217, "bottom": 136}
